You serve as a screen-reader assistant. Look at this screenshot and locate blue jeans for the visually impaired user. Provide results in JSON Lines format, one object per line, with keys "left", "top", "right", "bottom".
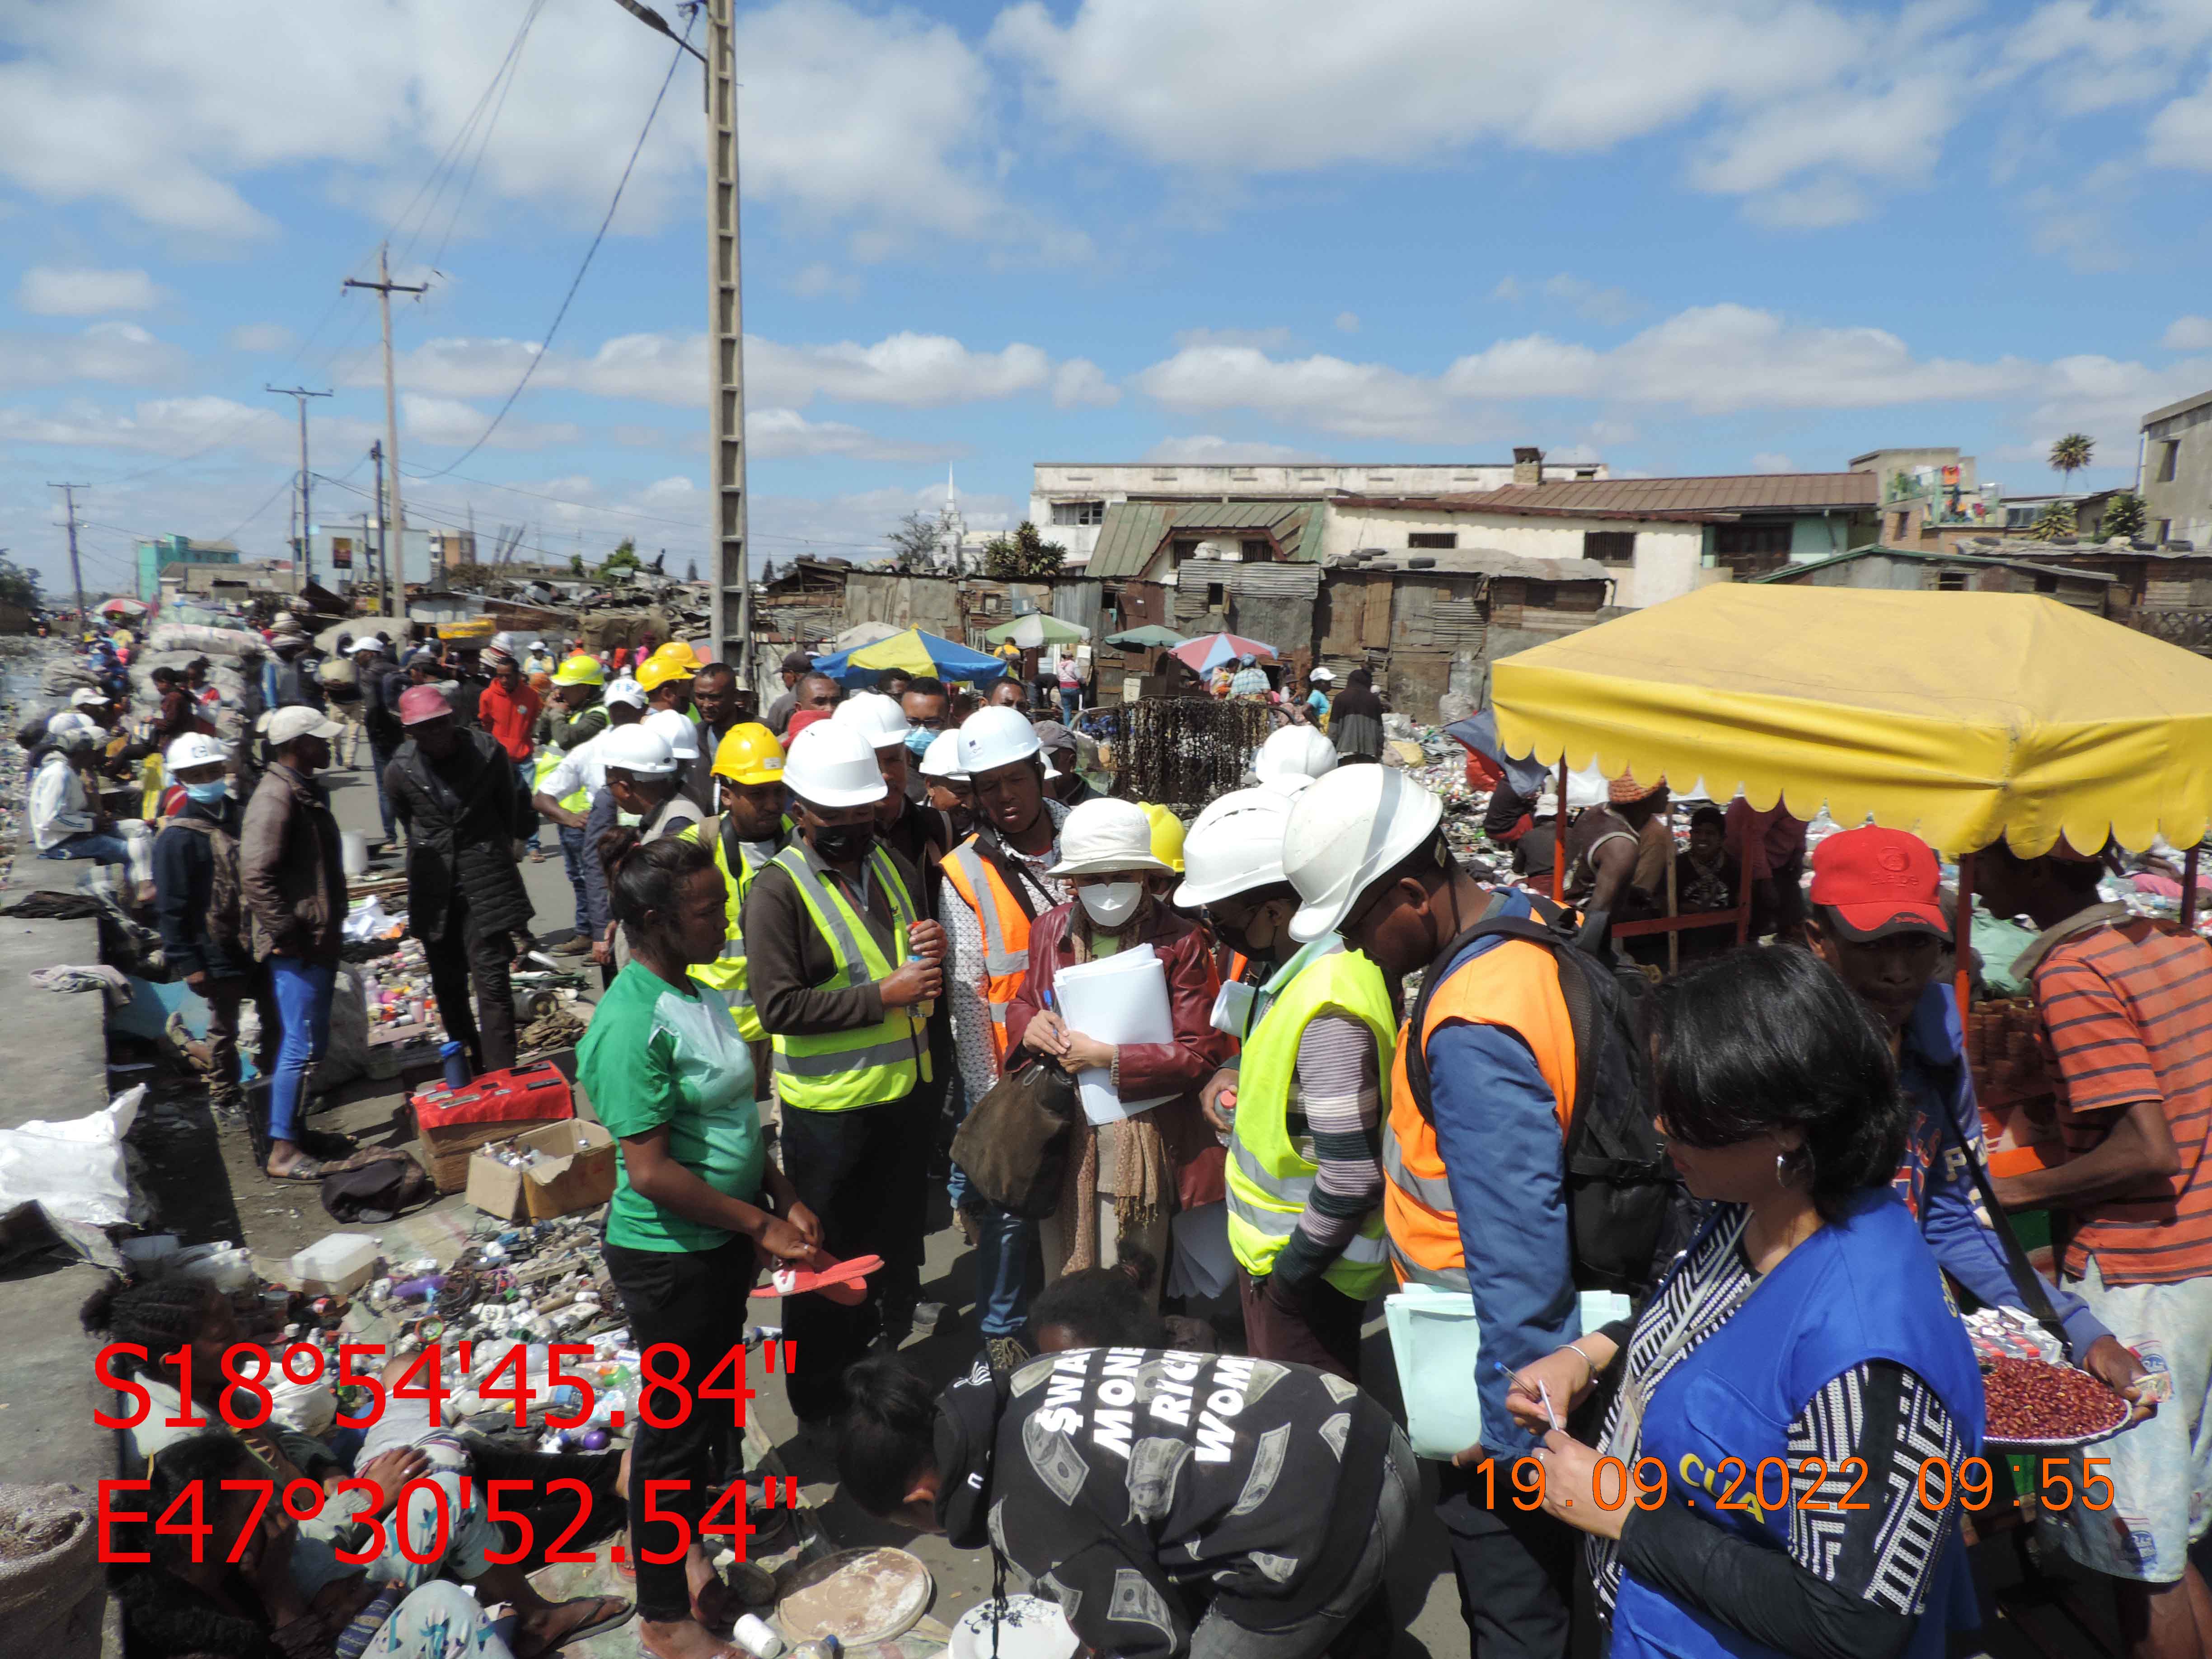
{"left": 41, "top": 831, "right": 131, "bottom": 864}
{"left": 267, "top": 956, "right": 337, "bottom": 1148}
{"left": 370, "top": 743, "right": 399, "bottom": 841}
{"left": 558, "top": 823, "right": 590, "bottom": 933}
{"left": 1058, "top": 689, "right": 1080, "bottom": 721}
{"left": 515, "top": 759, "right": 541, "bottom": 850}
{"left": 947, "top": 1073, "right": 1040, "bottom": 1339}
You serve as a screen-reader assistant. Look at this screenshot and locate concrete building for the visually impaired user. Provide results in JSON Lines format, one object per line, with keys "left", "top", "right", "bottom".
{"left": 1030, "top": 448, "right": 1608, "bottom": 567}
{"left": 2140, "top": 389, "right": 2212, "bottom": 548}
{"left": 135, "top": 534, "right": 239, "bottom": 600}
{"left": 1320, "top": 471, "right": 1878, "bottom": 608}
{"left": 1851, "top": 448, "right": 2009, "bottom": 544}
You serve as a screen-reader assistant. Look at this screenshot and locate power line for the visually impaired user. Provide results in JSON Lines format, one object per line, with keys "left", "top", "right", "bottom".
{"left": 421, "top": 0, "right": 551, "bottom": 272}
{"left": 409, "top": 14, "right": 694, "bottom": 480}
{"left": 219, "top": 471, "right": 306, "bottom": 544}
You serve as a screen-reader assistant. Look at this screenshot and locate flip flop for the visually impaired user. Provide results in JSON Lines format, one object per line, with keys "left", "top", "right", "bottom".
{"left": 751, "top": 1253, "right": 881, "bottom": 1307}
{"left": 519, "top": 1593, "right": 633, "bottom": 1658}
{"left": 264, "top": 1158, "right": 326, "bottom": 1183}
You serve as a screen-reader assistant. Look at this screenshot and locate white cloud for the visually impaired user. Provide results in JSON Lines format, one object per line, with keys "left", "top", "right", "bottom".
{"left": 2148, "top": 66, "right": 2212, "bottom": 169}
{"left": 1491, "top": 277, "right": 1525, "bottom": 302}
{"left": 16, "top": 266, "right": 164, "bottom": 317}
{"left": 788, "top": 264, "right": 863, "bottom": 300}
{"left": 1051, "top": 359, "right": 1121, "bottom": 408}
{"left": 1750, "top": 451, "right": 1799, "bottom": 473}
{"left": 1134, "top": 344, "right": 1459, "bottom": 441}
{"left": 0, "top": 394, "right": 375, "bottom": 461}
{"left": 2165, "top": 315, "right": 2212, "bottom": 350}
{"left": 1139, "top": 435, "right": 1328, "bottom": 463}
{"left": 402, "top": 393, "right": 579, "bottom": 452}
{"left": 0, "top": 0, "right": 1071, "bottom": 258}
{"left": 0, "top": 322, "right": 188, "bottom": 390}
{"left": 226, "top": 322, "right": 296, "bottom": 353}
{"left": 1335, "top": 312, "right": 1361, "bottom": 334}
{"left": 745, "top": 407, "right": 960, "bottom": 462}
{"left": 369, "top": 328, "right": 1078, "bottom": 412}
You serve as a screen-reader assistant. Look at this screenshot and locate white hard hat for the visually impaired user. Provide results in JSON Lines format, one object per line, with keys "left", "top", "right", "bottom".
{"left": 783, "top": 722, "right": 889, "bottom": 809}
{"left": 1255, "top": 725, "right": 1338, "bottom": 786}
{"left": 69, "top": 687, "right": 111, "bottom": 708}
{"left": 600, "top": 723, "right": 677, "bottom": 778}
{"left": 1284, "top": 765, "right": 1443, "bottom": 943}
{"left": 834, "top": 691, "right": 911, "bottom": 749}
{"left": 164, "top": 732, "right": 230, "bottom": 773}
{"left": 604, "top": 675, "right": 647, "bottom": 710}
{"left": 956, "top": 705, "right": 1041, "bottom": 776}
{"left": 1176, "top": 788, "right": 1297, "bottom": 907}
{"left": 920, "top": 729, "right": 969, "bottom": 781}
{"left": 1055, "top": 797, "right": 1171, "bottom": 878}
{"left": 1257, "top": 773, "right": 1316, "bottom": 800}
{"left": 644, "top": 707, "right": 700, "bottom": 763}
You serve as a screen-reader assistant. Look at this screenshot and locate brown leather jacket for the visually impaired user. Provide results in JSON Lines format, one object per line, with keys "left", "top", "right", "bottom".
{"left": 239, "top": 761, "right": 347, "bottom": 963}
{"left": 1005, "top": 899, "right": 1233, "bottom": 1209}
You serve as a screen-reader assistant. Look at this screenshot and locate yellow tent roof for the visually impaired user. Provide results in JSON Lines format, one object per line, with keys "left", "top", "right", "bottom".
{"left": 1490, "top": 584, "right": 2212, "bottom": 857}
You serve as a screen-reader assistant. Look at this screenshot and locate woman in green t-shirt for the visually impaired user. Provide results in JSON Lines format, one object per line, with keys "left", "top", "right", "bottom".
{"left": 580, "top": 830, "right": 820, "bottom": 1659}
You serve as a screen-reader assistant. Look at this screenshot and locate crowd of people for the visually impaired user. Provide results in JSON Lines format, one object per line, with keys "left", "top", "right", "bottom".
{"left": 61, "top": 618, "right": 2212, "bottom": 1659}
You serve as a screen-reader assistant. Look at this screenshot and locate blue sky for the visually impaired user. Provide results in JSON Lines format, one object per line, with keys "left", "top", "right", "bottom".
{"left": 9, "top": 0, "right": 2212, "bottom": 599}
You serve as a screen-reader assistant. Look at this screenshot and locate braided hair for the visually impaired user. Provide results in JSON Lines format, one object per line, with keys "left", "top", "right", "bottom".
{"left": 596, "top": 826, "right": 714, "bottom": 934}
{"left": 81, "top": 1275, "right": 215, "bottom": 1377}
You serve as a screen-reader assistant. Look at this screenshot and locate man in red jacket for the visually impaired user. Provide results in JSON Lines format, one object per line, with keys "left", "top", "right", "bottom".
{"left": 477, "top": 635, "right": 544, "bottom": 858}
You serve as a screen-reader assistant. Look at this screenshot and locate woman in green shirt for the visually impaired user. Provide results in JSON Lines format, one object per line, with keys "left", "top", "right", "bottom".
{"left": 580, "top": 830, "right": 820, "bottom": 1659}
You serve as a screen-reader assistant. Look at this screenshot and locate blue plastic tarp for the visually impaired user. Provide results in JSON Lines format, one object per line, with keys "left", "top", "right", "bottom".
{"left": 1445, "top": 711, "right": 1551, "bottom": 796}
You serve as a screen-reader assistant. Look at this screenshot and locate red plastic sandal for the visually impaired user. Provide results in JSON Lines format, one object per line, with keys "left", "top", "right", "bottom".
{"left": 750, "top": 1253, "right": 882, "bottom": 1306}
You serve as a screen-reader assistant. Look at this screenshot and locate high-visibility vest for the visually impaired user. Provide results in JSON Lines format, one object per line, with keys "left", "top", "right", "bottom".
{"left": 938, "top": 837, "right": 1041, "bottom": 1067}
{"left": 534, "top": 704, "right": 607, "bottom": 814}
{"left": 766, "top": 843, "right": 930, "bottom": 1112}
{"left": 679, "top": 814, "right": 788, "bottom": 1043}
{"left": 1382, "top": 939, "right": 1577, "bottom": 1291}
{"left": 1224, "top": 942, "right": 1395, "bottom": 1302}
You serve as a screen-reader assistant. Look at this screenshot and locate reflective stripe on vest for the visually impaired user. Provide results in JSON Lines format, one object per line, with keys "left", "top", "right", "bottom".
{"left": 684, "top": 819, "right": 782, "bottom": 1042}
{"left": 766, "top": 843, "right": 928, "bottom": 1112}
{"left": 940, "top": 840, "right": 1035, "bottom": 1061}
{"left": 1223, "top": 942, "right": 1395, "bottom": 1302}
{"left": 1382, "top": 937, "right": 1576, "bottom": 1288}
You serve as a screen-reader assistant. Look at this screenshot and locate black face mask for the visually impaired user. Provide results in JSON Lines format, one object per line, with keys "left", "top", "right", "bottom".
{"left": 812, "top": 821, "right": 876, "bottom": 864}
{"left": 1213, "top": 908, "right": 1282, "bottom": 968}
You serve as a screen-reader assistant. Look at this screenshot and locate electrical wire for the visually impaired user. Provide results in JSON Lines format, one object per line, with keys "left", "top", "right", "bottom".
{"left": 421, "top": 0, "right": 550, "bottom": 272}
{"left": 409, "top": 12, "right": 695, "bottom": 480}
{"left": 218, "top": 472, "right": 305, "bottom": 544}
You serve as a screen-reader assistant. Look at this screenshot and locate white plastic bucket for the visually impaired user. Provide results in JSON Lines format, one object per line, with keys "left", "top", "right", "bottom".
{"left": 341, "top": 830, "right": 369, "bottom": 877}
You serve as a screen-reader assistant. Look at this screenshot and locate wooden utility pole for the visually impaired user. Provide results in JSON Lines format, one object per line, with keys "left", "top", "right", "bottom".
{"left": 370, "top": 441, "right": 386, "bottom": 612}
{"left": 704, "top": 0, "right": 751, "bottom": 686}
{"left": 266, "top": 385, "right": 331, "bottom": 586}
{"left": 47, "top": 482, "right": 89, "bottom": 628}
{"left": 345, "top": 247, "right": 426, "bottom": 621}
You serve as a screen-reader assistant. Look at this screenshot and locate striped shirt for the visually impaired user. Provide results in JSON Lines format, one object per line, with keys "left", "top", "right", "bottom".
{"left": 1270, "top": 1012, "right": 1386, "bottom": 1289}
{"left": 2029, "top": 912, "right": 2212, "bottom": 1286}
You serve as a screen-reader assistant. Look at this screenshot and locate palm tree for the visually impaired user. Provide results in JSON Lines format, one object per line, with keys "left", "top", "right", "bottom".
{"left": 2049, "top": 433, "right": 2094, "bottom": 497}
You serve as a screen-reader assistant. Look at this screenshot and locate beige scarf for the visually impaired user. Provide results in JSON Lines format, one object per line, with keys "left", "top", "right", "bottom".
{"left": 1050, "top": 901, "right": 1173, "bottom": 1275}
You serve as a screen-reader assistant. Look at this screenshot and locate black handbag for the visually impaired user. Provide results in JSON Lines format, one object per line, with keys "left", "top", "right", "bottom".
{"left": 950, "top": 1050, "right": 1079, "bottom": 1220}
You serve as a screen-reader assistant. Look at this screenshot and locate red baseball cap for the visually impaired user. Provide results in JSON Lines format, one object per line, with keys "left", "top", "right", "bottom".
{"left": 1809, "top": 826, "right": 1947, "bottom": 942}
{"left": 398, "top": 684, "right": 452, "bottom": 726}
{"left": 786, "top": 708, "right": 833, "bottom": 740}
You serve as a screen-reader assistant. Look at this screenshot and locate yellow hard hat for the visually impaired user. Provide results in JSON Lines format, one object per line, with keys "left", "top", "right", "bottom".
{"left": 551, "top": 652, "right": 606, "bottom": 687}
{"left": 1139, "top": 802, "right": 1186, "bottom": 874}
{"left": 651, "top": 639, "right": 703, "bottom": 670}
{"left": 635, "top": 654, "right": 695, "bottom": 693}
{"left": 713, "top": 722, "right": 787, "bottom": 786}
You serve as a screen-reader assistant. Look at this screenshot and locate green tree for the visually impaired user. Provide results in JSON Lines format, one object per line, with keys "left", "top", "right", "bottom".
{"left": 886, "top": 510, "right": 940, "bottom": 566}
{"left": 0, "top": 555, "right": 43, "bottom": 610}
{"left": 569, "top": 554, "right": 586, "bottom": 577}
{"left": 601, "top": 538, "right": 642, "bottom": 577}
{"left": 2028, "top": 500, "right": 2077, "bottom": 541}
{"left": 2102, "top": 491, "right": 2148, "bottom": 543}
{"left": 2049, "top": 433, "right": 2094, "bottom": 496}
{"left": 982, "top": 520, "right": 1067, "bottom": 579}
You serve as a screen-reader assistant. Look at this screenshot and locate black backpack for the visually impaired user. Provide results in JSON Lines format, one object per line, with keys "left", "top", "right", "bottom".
{"left": 1403, "top": 897, "right": 1701, "bottom": 1296}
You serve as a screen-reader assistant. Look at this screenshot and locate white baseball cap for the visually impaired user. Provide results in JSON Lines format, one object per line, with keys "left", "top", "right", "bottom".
{"left": 69, "top": 687, "right": 111, "bottom": 708}
{"left": 604, "top": 676, "right": 647, "bottom": 710}
{"left": 265, "top": 706, "right": 345, "bottom": 747}
{"left": 164, "top": 732, "right": 230, "bottom": 773}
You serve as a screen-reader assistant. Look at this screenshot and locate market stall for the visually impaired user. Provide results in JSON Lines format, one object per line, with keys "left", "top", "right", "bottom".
{"left": 1493, "top": 584, "right": 2212, "bottom": 985}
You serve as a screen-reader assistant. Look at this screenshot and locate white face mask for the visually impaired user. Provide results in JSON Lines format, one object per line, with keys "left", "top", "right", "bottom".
{"left": 1078, "top": 881, "right": 1143, "bottom": 929}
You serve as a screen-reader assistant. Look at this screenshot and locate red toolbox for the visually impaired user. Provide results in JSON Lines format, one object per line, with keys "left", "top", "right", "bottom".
{"left": 412, "top": 1062, "right": 575, "bottom": 1193}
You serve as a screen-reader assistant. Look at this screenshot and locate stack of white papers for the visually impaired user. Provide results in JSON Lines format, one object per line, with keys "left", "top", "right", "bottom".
{"left": 1053, "top": 945, "right": 1175, "bottom": 1125}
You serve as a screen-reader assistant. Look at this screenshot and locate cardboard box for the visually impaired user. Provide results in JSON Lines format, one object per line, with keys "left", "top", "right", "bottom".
{"left": 465, "top": 1120, "right": 618, "bottom": 1222}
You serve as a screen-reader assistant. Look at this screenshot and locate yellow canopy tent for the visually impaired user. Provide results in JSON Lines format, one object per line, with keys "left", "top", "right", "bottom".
{"left": 1491, "top": 584, "right": 2212, "bottom": 859}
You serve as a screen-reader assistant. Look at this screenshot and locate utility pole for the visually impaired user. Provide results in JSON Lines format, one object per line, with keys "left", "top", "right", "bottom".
{"left": 369, "top": 441, "right": 387, "bottom": 613}
{"left": 606, "top": 0, "right": 748, "bottom": 686}
{"left": 266, "top": 385, "right": 331, "bottom": 586}
{"left": 47, "top": 483, "right": 89, "bottom": 629}
{"left": 345, "top": 246, "right": 426, "bottom": 623}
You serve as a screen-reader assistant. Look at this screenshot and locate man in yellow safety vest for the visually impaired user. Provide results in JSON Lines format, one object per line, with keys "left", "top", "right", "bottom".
{"left": 679, "top": 722, "right": 790, "bottom": 1052}
{"left": 743, "top": 721, "right": 945, "bottom": 1427}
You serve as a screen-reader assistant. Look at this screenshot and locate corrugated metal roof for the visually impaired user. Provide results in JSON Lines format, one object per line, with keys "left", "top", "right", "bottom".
{"left": 1086, "top": 500, "right": 1323, "bottom": 579}
{"left": 1342, "top": 548, "right": 1612, "bottom": 581}
{"left": 1336, "top": 472, "right": 1878, "bottom": 520}
{"left": 1749, "top": 545, "right": 2119, "bottom": 585}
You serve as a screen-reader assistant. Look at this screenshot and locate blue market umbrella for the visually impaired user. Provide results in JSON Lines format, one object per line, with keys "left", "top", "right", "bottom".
{"left": 1446, "top": 710, "right": 1550, "bottom": 796}
{"left": 809, "top": 625, "right": 1011, "bottom": 687}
